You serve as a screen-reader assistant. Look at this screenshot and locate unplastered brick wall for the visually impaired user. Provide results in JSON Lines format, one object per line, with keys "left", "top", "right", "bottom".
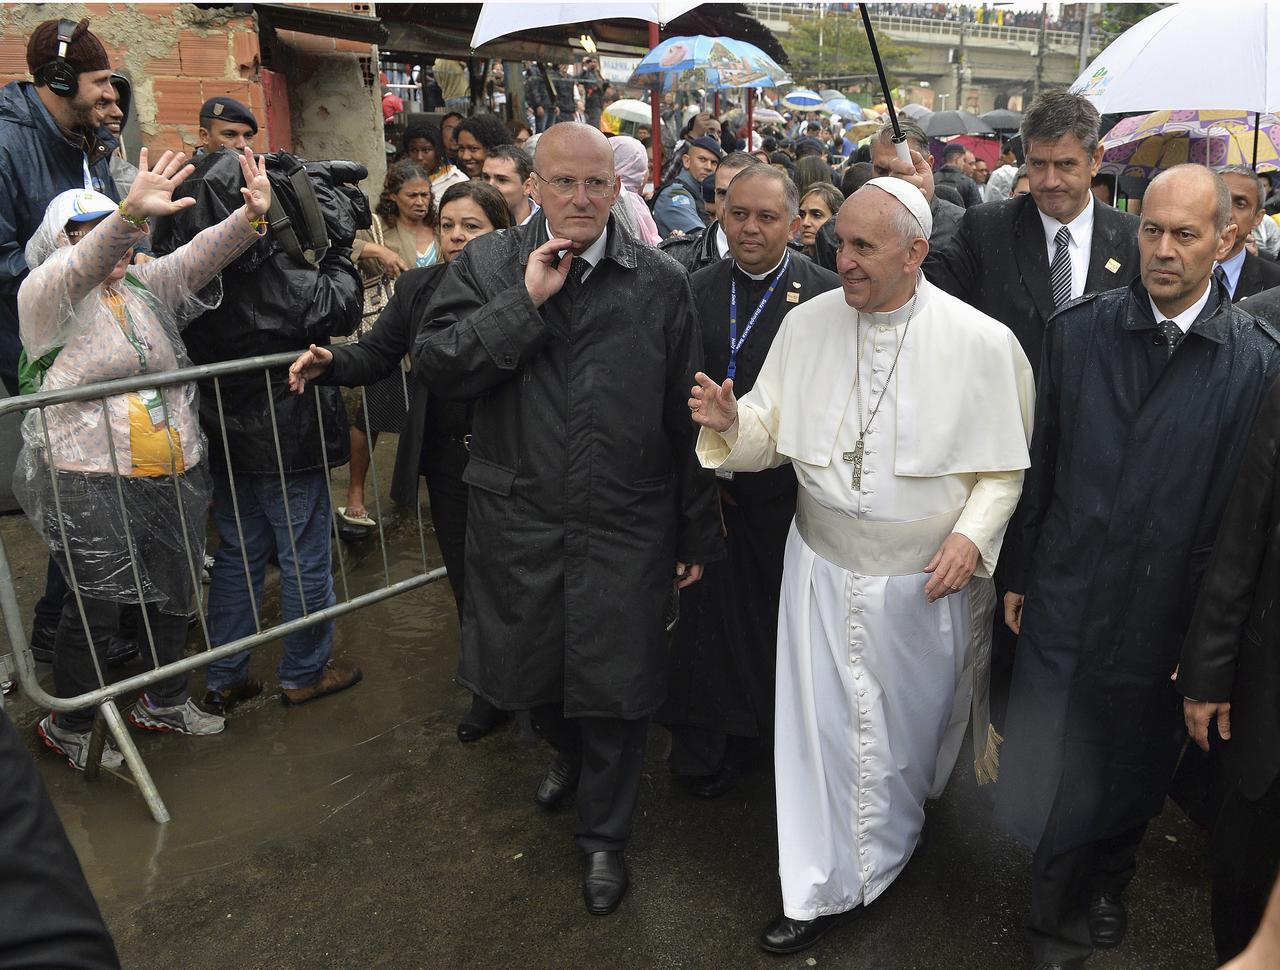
{"left": 0, "top": 3, "right": 265, "bottom": 154}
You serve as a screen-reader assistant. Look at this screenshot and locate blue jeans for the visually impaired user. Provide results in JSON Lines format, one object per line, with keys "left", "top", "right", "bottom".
{"left": 206, "top": 470, "right": 335, "bottom": 691}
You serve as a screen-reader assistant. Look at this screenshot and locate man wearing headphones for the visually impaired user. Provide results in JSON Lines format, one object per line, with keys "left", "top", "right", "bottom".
{"left": 0, "top": 18, "right": 119, "bottom": 666}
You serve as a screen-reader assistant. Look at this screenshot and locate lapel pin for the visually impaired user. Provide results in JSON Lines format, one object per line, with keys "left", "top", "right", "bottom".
{"left": 1105, "top": 258, "right": 1121, "bottom": 274}
{"left": 786, "top": 291, "right": 800, "bottom": 303}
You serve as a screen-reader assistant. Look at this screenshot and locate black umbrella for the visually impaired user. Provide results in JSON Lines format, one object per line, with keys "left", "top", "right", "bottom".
{"left": 924, "top": 111, "right": 996, "bottom": 138}
{"left": 980, "top": 108, "right": 1023, "bottom": 133}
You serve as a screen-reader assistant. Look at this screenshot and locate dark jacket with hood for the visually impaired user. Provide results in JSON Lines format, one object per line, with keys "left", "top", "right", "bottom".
{"left": 414, "top": 212, "right": 723, "bottom": 718}
{"left": 152, "top": 148, "right": 363, "bottom": 473}
{"left": 0, "top": 80, "right": 118, "bottom": 393}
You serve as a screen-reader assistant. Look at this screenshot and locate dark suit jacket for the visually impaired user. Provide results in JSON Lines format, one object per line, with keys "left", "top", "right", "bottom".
{"left": 1180, "top": 375, "right": 1280, "bottom": 800}
{"left": 1233, "top": 250, "right": 1280, "bottom": 303}
{"left": 925, "top": 195, "right": 1140, "bottom": 376}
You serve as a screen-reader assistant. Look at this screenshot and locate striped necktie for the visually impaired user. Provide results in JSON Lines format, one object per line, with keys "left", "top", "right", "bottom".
{"left": 1214, "top": 264, "right": 1230, "bottom": 299}
{"left": 1050, "top": 225, "right": 1072, "bottom": 308}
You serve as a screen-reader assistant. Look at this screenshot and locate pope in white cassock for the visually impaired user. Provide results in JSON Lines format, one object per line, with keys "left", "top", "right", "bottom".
{"left": 690, "top": 178, "right": 1036, "bottom": 954}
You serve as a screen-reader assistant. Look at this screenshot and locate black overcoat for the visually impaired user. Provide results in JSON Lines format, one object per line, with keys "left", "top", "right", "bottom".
{"left": 413, "top": 214, "right": 723, "bottom": 718}
{"left": 996, "top": 278, "right": 1280, "bottom": 853}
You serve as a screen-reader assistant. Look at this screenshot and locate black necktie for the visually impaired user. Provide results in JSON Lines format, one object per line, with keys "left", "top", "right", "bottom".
{"left": 565, "top": 255, "right": 589, "bottom": 290}
{"left": 1158, "top": 319, "right": 1184, "bottom": 357}
{"left": 1214, "top": 264, "right": 1230, "bottom": 299}
{"left": 1050, "top": 226, "right": 1072, "bottom": 308}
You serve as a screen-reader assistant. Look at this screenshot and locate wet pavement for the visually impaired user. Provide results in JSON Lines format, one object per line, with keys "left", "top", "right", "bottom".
{"left": 0, "top": 446, "right": 1217, "bottom": 970}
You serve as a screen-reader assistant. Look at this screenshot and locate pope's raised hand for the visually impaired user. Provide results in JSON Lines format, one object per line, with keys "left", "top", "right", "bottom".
{"left": 525, "top": 237, "right": 574, "bottom": 307}
{"left": 689, "top": 372, "right": 737, "bottom": 432}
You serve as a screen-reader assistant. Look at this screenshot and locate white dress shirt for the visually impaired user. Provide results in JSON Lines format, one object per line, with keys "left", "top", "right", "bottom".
{"left": 715, "top": 223, "right": 729, "bottom": 258}
{"left": 1148, "top": 279, "right": 1212, "bottom": 334}
{"left": 1039, "top": 195, "right": 1095, "bottom": 302}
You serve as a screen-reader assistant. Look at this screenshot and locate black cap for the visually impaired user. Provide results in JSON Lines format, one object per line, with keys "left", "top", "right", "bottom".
{"left": 199, "top": 96, "right": 258, "bottom": 135}
{"left": 686, "top": 135, "right": 725, "bottom": 159}
{"left": 794, "top": 136, "right": 825, "bottom": 157}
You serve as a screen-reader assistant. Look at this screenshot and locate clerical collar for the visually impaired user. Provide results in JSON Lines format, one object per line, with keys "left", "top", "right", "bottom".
{"left": 861, "top": 275, "right": 930, "bottom": 328}
{"left": 733, "top": 253, "right": 787, "bottom": 281}
{"left": 1148, "top": 279, "right": 1212, "bottom": 334}
{"left": 546, "top": 221, "right": 609, "bottom": 280}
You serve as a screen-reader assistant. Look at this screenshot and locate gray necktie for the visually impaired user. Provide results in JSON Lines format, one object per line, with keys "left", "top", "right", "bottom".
{"left": 1158, "top": 319, "right": 1184, "bottom": 357}
{"left": 1050, "top": 226, "right": 1072, "bottom": 308}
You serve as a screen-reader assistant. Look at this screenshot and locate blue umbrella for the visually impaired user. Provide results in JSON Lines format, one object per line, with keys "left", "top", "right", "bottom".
{"left": 826, "top": 97, "right": 862, "bottom": 118}
{"left": 782, "top": 88, "right": 825, "bottom": 110}
{"left": 630, "top": 35, "right": 791, "bottom": 91}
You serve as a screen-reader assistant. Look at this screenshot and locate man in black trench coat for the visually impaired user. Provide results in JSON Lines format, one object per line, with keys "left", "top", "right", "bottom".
{"left": 415, "top": 123, "right": 723, "bottom": 916}
{"left": 998, "top": 164, "right": 1280, "bottom": 970}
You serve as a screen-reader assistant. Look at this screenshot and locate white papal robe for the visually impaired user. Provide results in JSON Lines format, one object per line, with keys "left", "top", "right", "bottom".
{"left": 697, "top": 278, "right": 1034, "bottom": 919}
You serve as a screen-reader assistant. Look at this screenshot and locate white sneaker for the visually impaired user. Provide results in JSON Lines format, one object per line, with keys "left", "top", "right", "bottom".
{"left": 36, "top": 713, "right": 125, "bottom": 771}
{"left": 128, "top": 695, "right": 225, "bottom": 736}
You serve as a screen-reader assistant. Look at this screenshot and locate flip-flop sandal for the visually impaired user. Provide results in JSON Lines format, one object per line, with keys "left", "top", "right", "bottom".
{"left": 337, "top": 506, "right": 376, "bottom": 527}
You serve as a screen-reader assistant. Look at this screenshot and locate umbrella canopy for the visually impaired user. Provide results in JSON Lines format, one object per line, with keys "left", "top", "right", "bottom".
{"left": 630, "top": 35, "right": 791, "bottom": 90}
{"left": 843, "top": 120, "right": 882, "bottom": 142}
{"left": 781, "top": 88, "right": 825, "bottom": 109}
{"left": 924, "top": 111, "right": 995, "bottom": 138}
{"left": 1071, "top": 1, "right": 1280, "bottom": 114}
{"left": 751, "top": 107, "right": 785, "bottom": 125}
{"left": 980, "top": 108, "right": 1023, "bottom": 133}
{"left": 603, "top": 98, "right": 656, "bottom": 125}
{"left": 471, "top": 1, "right": 703, "bottom": 48}
{"left": 1100, "top": 109, "right": 1280, "bottom": 176}
{"left": 901, "top": 103, "right": 933, "bottom": 121}
{"left": 825, "top": 97, "right": 862, "bottom": 119}
{"left": 818, "top": 89, "right": 844, "bottom": 102}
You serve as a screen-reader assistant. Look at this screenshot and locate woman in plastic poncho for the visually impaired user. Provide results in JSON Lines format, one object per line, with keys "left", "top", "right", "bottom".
{"left": 16, "top": 148, "right": 272, "bottom": 772}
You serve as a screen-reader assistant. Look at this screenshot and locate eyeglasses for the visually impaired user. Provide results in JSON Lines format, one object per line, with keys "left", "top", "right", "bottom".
{"left": 533, "top": 171, "right": 615, "bottom": 198}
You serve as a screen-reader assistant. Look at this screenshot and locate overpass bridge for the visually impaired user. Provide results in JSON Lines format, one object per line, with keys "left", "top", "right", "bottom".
{"left": 747, "top": 4, "right": 1107, "bottom": 113}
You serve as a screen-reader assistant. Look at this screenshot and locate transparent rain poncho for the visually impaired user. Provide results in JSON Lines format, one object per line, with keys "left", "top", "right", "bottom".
{"left": 12, "top": 195, "right": 261, "bottom": 614}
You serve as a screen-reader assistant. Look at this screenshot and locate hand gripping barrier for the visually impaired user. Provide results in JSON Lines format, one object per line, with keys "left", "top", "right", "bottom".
{"left": 0, "top": 351, "right": 445, "bottom": 822}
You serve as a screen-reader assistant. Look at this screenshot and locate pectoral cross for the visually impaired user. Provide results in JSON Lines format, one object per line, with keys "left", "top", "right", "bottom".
{"left": 842, "top": 438, "right": 865, "bottom": 491}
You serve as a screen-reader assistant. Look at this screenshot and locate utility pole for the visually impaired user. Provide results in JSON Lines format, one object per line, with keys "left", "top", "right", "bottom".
{"left": 1077, "top": 3, "right": 1092, "bottom": 72}
{"left": 1033, "top": 2, "right": 1048, "bottom": 99}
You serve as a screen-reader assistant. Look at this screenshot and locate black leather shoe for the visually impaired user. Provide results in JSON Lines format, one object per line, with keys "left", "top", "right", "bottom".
{"left": 535, "top": 754, "right": 581, "bottom": 809}
{"left": 759, "top": 910, "right": 858, "bottom": 954}
{"left": 456, "top": 695, "right": 510, "bottom": 742}
{"left": 687, "top": 761, "right": 743, "bottom": 799}
{"left": 1088, "top": 891, "right": 1127, "bottom": 948}
{"left": 583, "top": 850, "right": 628, "bottom": 915}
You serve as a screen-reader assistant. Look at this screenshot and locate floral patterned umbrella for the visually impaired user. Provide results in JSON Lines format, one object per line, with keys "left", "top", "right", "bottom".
{"left": 1100, "top": 109, "right": 1280, "bottom": 176}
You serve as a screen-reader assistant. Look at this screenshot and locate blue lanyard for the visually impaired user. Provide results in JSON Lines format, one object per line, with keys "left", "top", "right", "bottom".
{"left": 727, "top": 253, "right": 790, "bottom": 380}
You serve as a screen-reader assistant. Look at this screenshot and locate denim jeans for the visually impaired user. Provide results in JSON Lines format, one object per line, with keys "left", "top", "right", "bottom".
{"left": 206, "top": 470, "right": 335, "bottom": 691}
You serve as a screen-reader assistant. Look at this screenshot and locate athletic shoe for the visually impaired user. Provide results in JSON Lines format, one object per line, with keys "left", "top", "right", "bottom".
{"left": 36, "top": 713, "right": 125, "bottom": 771}
{"left": 128, "top": 695, "right": 225, "bottom": 736}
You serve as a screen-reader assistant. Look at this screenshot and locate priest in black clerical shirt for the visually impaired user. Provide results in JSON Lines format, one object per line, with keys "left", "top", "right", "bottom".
{"left": 659, "top": 165, "right": 840, "bottom": 798}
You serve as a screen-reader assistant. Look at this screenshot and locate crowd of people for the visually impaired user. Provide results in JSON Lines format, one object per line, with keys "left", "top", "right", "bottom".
{"left": 6, "top": 15, "right": 1280, "bottom": 970}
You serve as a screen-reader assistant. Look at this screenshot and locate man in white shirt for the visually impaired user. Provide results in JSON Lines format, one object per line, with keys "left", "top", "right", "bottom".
{"left": 691, "top": 178, "right": 1034, "bottom": 955}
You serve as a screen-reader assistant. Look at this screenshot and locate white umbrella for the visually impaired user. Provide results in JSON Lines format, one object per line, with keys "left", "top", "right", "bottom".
{"left": 603, "top": 98, "right": 654, "bottom": 125}
{"left": 471, "top": 1, "right": 704, "bottom": 48}
{"left": 1071, "top": 1, "right": 1280, "bottom": 113}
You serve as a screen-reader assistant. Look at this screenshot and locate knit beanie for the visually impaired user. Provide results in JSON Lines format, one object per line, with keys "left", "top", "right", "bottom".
{"left": 26, "top": 19, "right": 110, "bottom": 78}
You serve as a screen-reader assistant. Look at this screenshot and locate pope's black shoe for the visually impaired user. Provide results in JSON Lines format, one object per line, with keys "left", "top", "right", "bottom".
{"left": 1088, "top": 891, "right": 1127, "bottom": 948}
{"left": 759, "top": 909, "right": 858, "bottom": 954}
{"left": 582, "top": 850, "right": 629, "bottom": 915}
{"left": 534, "top": 753, "right": 581, "bottom": 809}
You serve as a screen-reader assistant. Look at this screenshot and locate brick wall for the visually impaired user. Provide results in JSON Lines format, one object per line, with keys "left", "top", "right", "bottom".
{"left": 0, "top": 3, "right": 265, "bottom": 155}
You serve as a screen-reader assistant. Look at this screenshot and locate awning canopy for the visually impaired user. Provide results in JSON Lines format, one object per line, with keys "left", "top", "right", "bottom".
{"left": 252, "top": 3, "right": 387, "bottom": 44}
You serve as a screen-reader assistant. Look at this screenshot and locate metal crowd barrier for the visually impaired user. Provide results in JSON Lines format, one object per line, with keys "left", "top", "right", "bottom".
{"left": 0, "top": 351, "right": 446, "bottom": 823}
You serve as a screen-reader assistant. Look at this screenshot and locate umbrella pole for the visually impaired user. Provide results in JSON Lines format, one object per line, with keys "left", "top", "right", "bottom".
{"left": 1254, "top": 110, "right": 1261, "bottom": 171}
{"left": 650, "top": 21, "right": 662, "bottom": 185}
{"left": 858, "top": 3, "right": 910, "bottom": 163}
{"left": 747, "top": 88, "right": 754, "bottom": 143}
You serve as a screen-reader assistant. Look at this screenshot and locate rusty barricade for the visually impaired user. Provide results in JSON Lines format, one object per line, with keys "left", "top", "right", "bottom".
{"left": 0, "top": 350, "right": 446, "bottom": 822}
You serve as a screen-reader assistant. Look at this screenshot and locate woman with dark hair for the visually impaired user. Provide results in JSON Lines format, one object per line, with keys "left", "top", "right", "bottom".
{"left": 797, "top": 182, "right": 844, "bottom": 260}
{"left": 288, "top": 181, "right": 515, "bottom": 742}
{"left": 507, "top": 118, "right": 532, "bottom": 149}
{"left": 401, "top": 123, "right": 468, "bottom": 194}
{"left": 453, "top": 113, "right": 513, "bottom": 178}
{"left": 794, "top": 154, "right": 835, "bottom": 198}
{"left": 340, "top": 160, "right": 439, "bottom": 537}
